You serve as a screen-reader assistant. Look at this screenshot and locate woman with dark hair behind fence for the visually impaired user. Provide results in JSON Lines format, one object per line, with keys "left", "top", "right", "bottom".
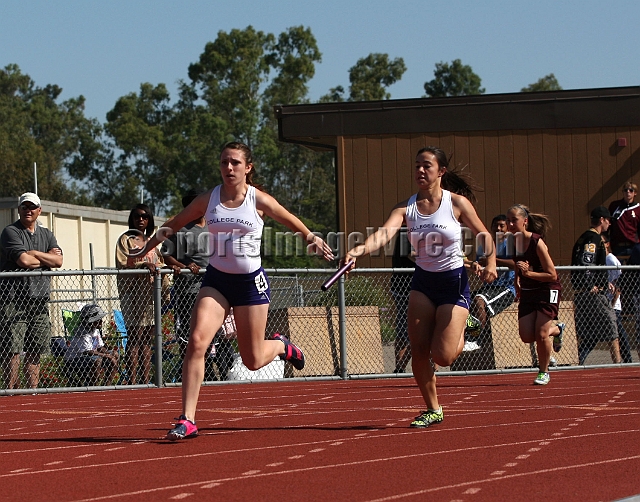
{"left": 116, "top": 203, "right": 165, "bottom": 385}
{"left": 506, "top": 204, "right": 564, "bottom": 386}
{"left": 136, "top": 141, "right": 334, "bottom": 440}
{"left": 342, "top": 146, "right": 497, "bottom": 428}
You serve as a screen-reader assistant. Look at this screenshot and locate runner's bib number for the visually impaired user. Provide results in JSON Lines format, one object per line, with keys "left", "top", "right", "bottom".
{"left": 255, "top": 271, "right": 269, "bottom": 294}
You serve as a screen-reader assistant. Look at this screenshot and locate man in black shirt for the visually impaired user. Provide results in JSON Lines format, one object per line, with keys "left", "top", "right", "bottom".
{"left": 571, "top": 206, "right": 620, "bottom": 364}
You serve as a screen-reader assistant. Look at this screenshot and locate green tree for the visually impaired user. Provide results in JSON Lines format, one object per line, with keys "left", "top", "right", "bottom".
{"left": 318, "top": 86, "right": 345, "bottom": 103}
{"left": 83, "top": 26, "right": 336, "bottom": 268}
{"left": 348, "top": 53, "right": 406, "bottom": 101}
{"left": 320, "top": 53, "right": 406, "bottom": 102}
{"left": 255, "top": 26, "right": 335, "bottom": 267}
{"left": 423, "top": 59, "right": 485, "bottom": 97}
{"left": 187, "top": 26, "right": 274, "bottom": 149}
{"left": 521, "top": 73, "right": 562, "bottom": 92}
{"left": 94, "top": 82, "right": 189, "bottom": 212}
{"left": 0, "top": 64, "right": 102, "bottom": 203}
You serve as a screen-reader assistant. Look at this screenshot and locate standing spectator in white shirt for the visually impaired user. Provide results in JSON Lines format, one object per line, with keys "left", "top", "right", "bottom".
{"left": 603, "top": 234, "right": 634, "bottom": 363}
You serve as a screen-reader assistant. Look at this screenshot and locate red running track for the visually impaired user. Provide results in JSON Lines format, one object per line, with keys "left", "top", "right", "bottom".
{"left": 0, "top": 367, "right": 639, "bottom": 501}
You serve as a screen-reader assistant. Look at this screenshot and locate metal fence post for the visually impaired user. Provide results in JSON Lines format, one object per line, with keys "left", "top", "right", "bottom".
{"left": 337, "top": 272, "right": 348, "bottom": 379}
{"left": 89, "top": 243, "right": 97, "bottom": 304}
{"left": 153, "top": 271, "right": 163, "bottom": 387}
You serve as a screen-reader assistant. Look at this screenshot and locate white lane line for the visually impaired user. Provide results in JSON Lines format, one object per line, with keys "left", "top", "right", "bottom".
{"left": 169, "top": 493, "right": 193, "bottom": 499}
{"left": 363, "top": 453, "right": 640, "bottom": 502}
{"left": 4, "top": 426, "right": 640, "bottom": 481}
{"left": 44, "top": 461, "right": 64, "bottom": 466}
{"left": 266, "top": 462, "right": 284, "bottom": 467}
{"left": 241, "top": 470, "right": 260, "bottom": 476}
{"left": 288, "top": 455, "right": 304, "bottom": 459}
{"left": 309, "top": 448, "right": 325, "bottom": 453}
{"left": 62, "top": 451, "right": 640, "bottom": 502}
{"left": 490, "top": 471, "right": 505, "bottom": 476}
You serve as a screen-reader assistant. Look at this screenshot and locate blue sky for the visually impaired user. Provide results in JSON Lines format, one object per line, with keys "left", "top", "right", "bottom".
{"left": 2, "top": 0, "right": 639, "bottom": 122}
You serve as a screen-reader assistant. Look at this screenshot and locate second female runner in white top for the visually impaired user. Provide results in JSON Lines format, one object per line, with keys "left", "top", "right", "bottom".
{"left": 343, "top": 146, "right": 497, "bottom": 428}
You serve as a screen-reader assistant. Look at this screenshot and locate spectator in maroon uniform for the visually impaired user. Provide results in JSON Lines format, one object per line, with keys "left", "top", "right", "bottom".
{"left": 609, "top": 182, "right": 640, "bottom": 259}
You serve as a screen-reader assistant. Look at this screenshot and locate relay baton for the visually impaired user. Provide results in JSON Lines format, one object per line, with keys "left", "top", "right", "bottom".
{"left": 321, "top": 261, "right": 354, "bottom": 291}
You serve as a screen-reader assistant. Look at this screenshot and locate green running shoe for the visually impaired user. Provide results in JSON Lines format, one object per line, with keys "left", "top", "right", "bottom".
{"left": 534, "top": 372, "right": 550, "bottom": 385}
{"left": 465, "top": 314, "right": 481, "bottom": 336}
{"left": 410, "top": 407, "right": 444, "bottom": 428}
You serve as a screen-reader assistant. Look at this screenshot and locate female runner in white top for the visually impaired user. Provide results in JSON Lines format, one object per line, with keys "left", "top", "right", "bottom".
{"left": 343, "top": 146, "right": 497, "bottom": 428}
{"left": 139, "top": 141, "right": 334, "bottom": 439}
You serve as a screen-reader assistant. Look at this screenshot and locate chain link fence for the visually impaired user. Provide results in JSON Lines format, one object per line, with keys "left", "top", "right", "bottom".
{"left": 1, "top": 266, "right": 638, "bottom": 394}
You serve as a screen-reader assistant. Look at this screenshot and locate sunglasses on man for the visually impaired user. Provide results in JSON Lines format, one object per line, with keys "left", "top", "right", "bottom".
{"left": 19, "top": 203, "right": 40, "bottom": 211}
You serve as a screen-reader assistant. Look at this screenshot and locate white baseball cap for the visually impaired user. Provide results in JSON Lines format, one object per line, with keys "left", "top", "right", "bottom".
{"left": 18, "top": 192, "right": 41, "bottom": 207}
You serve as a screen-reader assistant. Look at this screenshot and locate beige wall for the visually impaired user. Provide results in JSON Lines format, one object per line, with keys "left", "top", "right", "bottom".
{"left": 0, "top": 198, "right": 165, "bottom": 270}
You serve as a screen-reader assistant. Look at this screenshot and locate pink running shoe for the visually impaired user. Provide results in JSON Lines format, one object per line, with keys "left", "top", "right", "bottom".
{"left": 272, "top": 333, "right": 305, "bottom": 370}
{"left": 166, "top": 415, "right": 198, "bottom": 441}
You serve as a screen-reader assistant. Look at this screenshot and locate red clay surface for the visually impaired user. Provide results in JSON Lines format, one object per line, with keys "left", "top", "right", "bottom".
{"left": 1, "top": 367, "right": 639, "bottom": 501}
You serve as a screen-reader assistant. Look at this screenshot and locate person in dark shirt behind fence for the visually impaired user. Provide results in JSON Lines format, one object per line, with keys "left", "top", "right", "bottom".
{"left": 0, "top": 193, "right": 63, "bottom": 389}
{"left": 608, "top": 182, "right": 640, "bottom": 260}
{"left": 162, "top": 188, "right": 235, "bottom": 381}
{"left": 466, "top": 215, "right": 518, "bottom": 351}
{"left": 571, "top": 206, "right": 621, "bottom": 365}
{"left": 390, "top": 227, "right": 413, "bottom": 373}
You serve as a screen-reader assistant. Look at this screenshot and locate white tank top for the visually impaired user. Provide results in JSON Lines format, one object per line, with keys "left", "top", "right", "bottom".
{"left": 405, "top": 189, "right": 464, "bottom": 272}
{"left": 205, "top": 185, "right": 264, "bottom": 274}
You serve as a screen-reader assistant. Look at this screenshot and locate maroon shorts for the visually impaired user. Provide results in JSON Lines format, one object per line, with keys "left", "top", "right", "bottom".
{"left": 518, "top": 287, "right": 561, "bottom": 320}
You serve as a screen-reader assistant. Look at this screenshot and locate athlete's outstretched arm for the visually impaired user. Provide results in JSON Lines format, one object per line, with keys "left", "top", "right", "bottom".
{"left": 342, "top": 203, "right": 407, "bottom": 270}
{"left": 256, "top": 190, "right": 334, "bottom": 261}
